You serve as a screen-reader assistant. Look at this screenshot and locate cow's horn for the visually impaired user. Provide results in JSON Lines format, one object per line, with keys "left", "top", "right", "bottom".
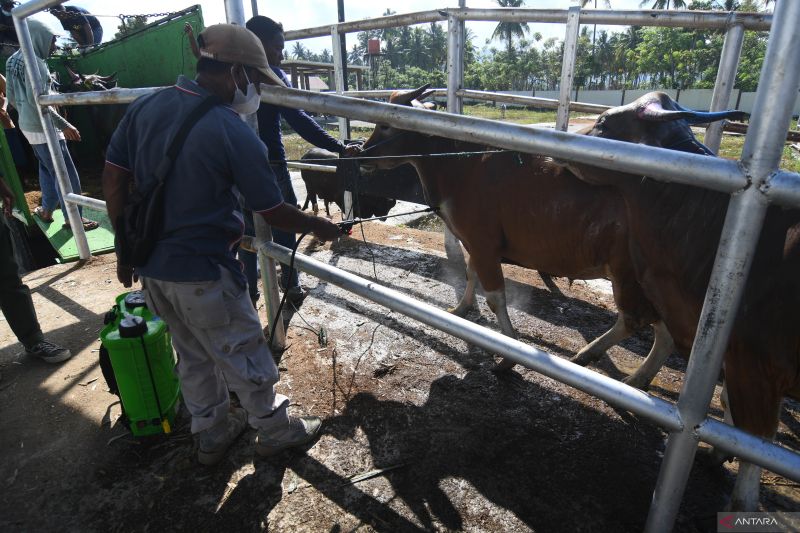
{"left": 418, "top": 89, "right": 436, "bottom": 102}
{"left": 681, "top": 110, "right": 749, "bottom": 125}
{"left": 65, "top": 65, "right": 80, "bottom": 82}
{"left": 393, "top": 84, "right": 432, "bottom": 106}
{"left": 636, "top": 101, "right": 693, "bottom": 122}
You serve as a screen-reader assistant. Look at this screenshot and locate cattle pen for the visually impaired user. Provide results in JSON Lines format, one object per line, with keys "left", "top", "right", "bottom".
{"left": 10, "top": 0, "right": 800, "bottom": 531}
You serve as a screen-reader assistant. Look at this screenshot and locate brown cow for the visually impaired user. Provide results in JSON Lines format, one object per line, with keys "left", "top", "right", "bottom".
{"left": 361, "top": 85, "right": 673, "bottom": 380}
{"left": 565, "top": 91, "right": 800, "bottom": 510}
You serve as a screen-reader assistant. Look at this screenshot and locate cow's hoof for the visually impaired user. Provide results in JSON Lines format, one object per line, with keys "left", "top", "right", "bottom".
{"left": 570, "top": 350, "right": 601, "bottom": 367}
{"left": 622, "top": 374, "right": 651, "bottom": 391}
{"left": 492, "top": 358, "right": 515, "bottom": 373}
{"left": 448, "top": 305, "right": 472, "bottom": 318}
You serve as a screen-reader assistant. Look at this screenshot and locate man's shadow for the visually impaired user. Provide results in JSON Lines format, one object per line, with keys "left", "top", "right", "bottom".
{"left": 86, "top": 420, "right": 287, "bottom": 531}
{"left": 325, "top": 369, "right": 731, "bottom": 532}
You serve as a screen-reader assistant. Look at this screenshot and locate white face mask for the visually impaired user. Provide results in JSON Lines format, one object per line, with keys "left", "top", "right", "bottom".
{"left": 230, "top": 67, "right": 260, "bottom": 116}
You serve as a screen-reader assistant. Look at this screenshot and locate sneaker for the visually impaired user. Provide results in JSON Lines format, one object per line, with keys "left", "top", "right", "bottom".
{"left": 255, "top": 415, "right": 322, "bottom": 457}
{"left": 25, "top": 340, "right": 72, "bottom": 364}
{"left": 197, "top": 407, "right": 248, "bottom": 466}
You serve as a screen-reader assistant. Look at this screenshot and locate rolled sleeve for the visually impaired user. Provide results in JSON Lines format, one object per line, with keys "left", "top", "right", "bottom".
{"left": 106, "top": 109, "right": 133, "bottom": 170}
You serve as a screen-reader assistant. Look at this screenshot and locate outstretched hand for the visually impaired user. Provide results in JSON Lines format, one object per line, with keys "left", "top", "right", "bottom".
{"left": 311, "top": 217, "right": 344, "bottom": 242}
{"left": 341, "top": 143, "right": 364, "bottom": 158}
{"left": 63, "top": 125, "right": 81, "bottom": 142}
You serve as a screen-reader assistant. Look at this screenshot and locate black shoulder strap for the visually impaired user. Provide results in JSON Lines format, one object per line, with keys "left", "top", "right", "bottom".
{"left": 153, "top": 94, "right": 221, "bottom": 183}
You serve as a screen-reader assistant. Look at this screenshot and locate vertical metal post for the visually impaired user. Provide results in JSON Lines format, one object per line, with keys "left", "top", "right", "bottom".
{"left": 12, "top": 9, "right": 90, "bottom": 260}
{"left": 704, "top": 23, "right": 745, "bottom": 154}
{"left": 224, "top": 0, "right": 246, "bottom": 24}
{"left": 250, "top": 0, "right": 258, "bottom": 17}
{"left": 644, "top": 1, "right": 800, "bottom": 531}
{"left": 331, "top": 25, "right": 350, "bottom": 139}
{"left": 332, "top": 23, "right": 353, "bottom": 219}
{"left": 556, "top": 5, "right": 581, "bottom": 131}
{"left": 337, "top": 0, "right": 348, "bottom": 94}
{"left": 446, "top": 5, "right": 465, "bottom": 115}
{"left": 444, "top": 5, "right": 468, "bottom": 275}
{"left": 254, "top": 215, "right": 286, "bottom": 350}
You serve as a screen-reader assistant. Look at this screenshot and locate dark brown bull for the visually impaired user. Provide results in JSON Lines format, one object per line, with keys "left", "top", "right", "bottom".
{"left": 566, "top": 91, "right": 799, "bottom": 510}
{"left": 361, "top": 85, "right": 673, "bottom": 379}
{"left": 300, "top": 147, "right": 396, "bottom": 219}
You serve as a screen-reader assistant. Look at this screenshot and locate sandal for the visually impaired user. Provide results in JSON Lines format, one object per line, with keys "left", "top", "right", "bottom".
{"left": 62, "top": 218, "right": 99, "bottom": 231}
{"left": 34, "top": 206, "right": 53, "bottom": 223}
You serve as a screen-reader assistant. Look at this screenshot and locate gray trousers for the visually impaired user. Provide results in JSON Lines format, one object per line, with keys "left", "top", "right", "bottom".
{"left": 142, "top": 268, "right": 290, "bottom": 434}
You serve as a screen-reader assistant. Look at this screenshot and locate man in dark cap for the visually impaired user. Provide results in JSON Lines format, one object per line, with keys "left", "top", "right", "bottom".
{"left": 243, "top": 15, "right": 361, "bottom": 308}
{"left": 103, "top": 24, "right": 342, "bottom": 465}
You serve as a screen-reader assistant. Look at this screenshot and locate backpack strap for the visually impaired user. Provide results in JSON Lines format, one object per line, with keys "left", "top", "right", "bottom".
{"left": 152, "top": 94, "right": 222, "bottom": 183}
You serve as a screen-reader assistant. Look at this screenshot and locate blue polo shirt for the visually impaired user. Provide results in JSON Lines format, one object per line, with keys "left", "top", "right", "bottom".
{"left": 256, "top": 67, "right": 344, "bottom": 162}
{"left": 106, "top": 76, "right": 283, "bottom": 285}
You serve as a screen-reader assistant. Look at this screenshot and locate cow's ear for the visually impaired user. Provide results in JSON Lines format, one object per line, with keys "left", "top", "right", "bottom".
{"left": 418, "top": 89, "right": 435, "bottom": 102}
{"left": 393, "top": 84, "right": 432, "bottom": 106}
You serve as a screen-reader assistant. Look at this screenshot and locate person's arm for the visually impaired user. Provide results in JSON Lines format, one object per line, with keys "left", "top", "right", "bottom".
{"left": 232, "top": 123, "right": 342, "bottom": 241}
{"left": 0, "top": 77, "right": 15, "bottom": 129}
{"left": 102, "top": 162, "right": 131, "bottom": 232}
{"left": 0, "top": 176, "right": 13, "bottom": 218}
{"left": 33, "top": 61, "right": 79, "bottom": 138}
{"left": 102, "top": 162, "right": 137, "bottom": 286}
{"left": 80, "top": 23, "right": 94, "bottom": 47}
{"left": 258, "top": 202, "right": 341, "bottom": 241}
{"left": 282, "top": 106, "right": 346, "bottom": 155}
{"left": 184, "top": 23, "right": 200, "bottom": 59}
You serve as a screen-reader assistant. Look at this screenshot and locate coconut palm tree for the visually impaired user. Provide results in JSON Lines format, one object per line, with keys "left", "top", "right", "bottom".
{"left": 639, "top": 0, "right": 687, "bottom": 8}
{"left": 713, "top": 0, "right": 741, "bottom": 9}
{"left": 491, "top": 0, "right": 530, "bottom": 55}
{"left": 581, "top": 0, "right": 612, "bottom": 77}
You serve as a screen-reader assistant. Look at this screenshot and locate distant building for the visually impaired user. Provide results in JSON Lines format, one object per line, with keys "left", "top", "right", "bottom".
{"left": 281, "top": 60, "right": 368, "bottom": 91}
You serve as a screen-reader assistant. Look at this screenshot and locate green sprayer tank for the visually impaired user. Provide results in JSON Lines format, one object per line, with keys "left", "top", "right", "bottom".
{"left": 100, "top": 291, "right": 180, "bottom": 437}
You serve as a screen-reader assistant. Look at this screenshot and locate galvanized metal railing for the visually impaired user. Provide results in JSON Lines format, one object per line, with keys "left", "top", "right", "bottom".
{"left": 15, "top": 1, "right": 800, "bottom": 532}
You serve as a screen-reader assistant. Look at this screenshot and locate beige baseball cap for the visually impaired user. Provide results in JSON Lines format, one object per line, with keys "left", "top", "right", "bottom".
{"left": 197, "top": 24, "right": 286, "bottom": 87}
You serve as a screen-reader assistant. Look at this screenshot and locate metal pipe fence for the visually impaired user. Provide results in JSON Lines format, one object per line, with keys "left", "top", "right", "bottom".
{"left": 258, "top": 238, "right": 800, "bottom": 485}
{"left": 15, "top": 1, "right": 800, "bottom": 532}
{"left": 13, "top": 0, "right": 90, "bottom": 259}
{"left": 283, "top": 8, "right": 771, "bottom": 41}
{"left": 704, "top": 23, "right": 745, "bottom": 154}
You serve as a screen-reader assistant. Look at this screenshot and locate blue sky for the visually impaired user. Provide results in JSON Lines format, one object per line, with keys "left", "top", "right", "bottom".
{"left": 29, "top": 1, "right": 760, "bottom": 55}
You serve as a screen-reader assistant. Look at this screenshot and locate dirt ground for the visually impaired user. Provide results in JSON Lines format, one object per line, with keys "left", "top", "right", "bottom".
{"left": 1, "top": 218, "right": 799, "bottom": 532}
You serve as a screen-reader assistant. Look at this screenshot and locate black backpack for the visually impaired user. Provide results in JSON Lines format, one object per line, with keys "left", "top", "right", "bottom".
{"left": 115, "top": 95, "right": 220, "bottom": 267}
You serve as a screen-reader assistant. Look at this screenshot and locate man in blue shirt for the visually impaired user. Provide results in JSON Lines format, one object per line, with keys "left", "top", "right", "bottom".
{"left": 103, "top": 24, "right": 341, "bottom": 466}
{"left": 244, "top": 16, "right": 359, "bottom": 307}
{"left": 49, "top": 4, "right": 102, "bottom": 46}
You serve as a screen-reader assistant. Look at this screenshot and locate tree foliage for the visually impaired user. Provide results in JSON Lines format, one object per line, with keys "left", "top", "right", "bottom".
{"left": 287, "top": 0, "right": 769, "bottom": 93}
{"left": 114, "top": 16, "right": 148, "bottom": 39}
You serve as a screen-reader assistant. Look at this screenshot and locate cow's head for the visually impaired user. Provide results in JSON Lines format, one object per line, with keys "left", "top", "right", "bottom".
{"left": 566, "top": 91, "right": 747, "bottom": 185}
{"left": 586, "top": 91, "right": 747, "bottom": 153}
{"left": 61, "top": 66, "right": 118, "bottom": 92}
{"left": 361, "top": 84, "right": 436, "bottom": 170}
